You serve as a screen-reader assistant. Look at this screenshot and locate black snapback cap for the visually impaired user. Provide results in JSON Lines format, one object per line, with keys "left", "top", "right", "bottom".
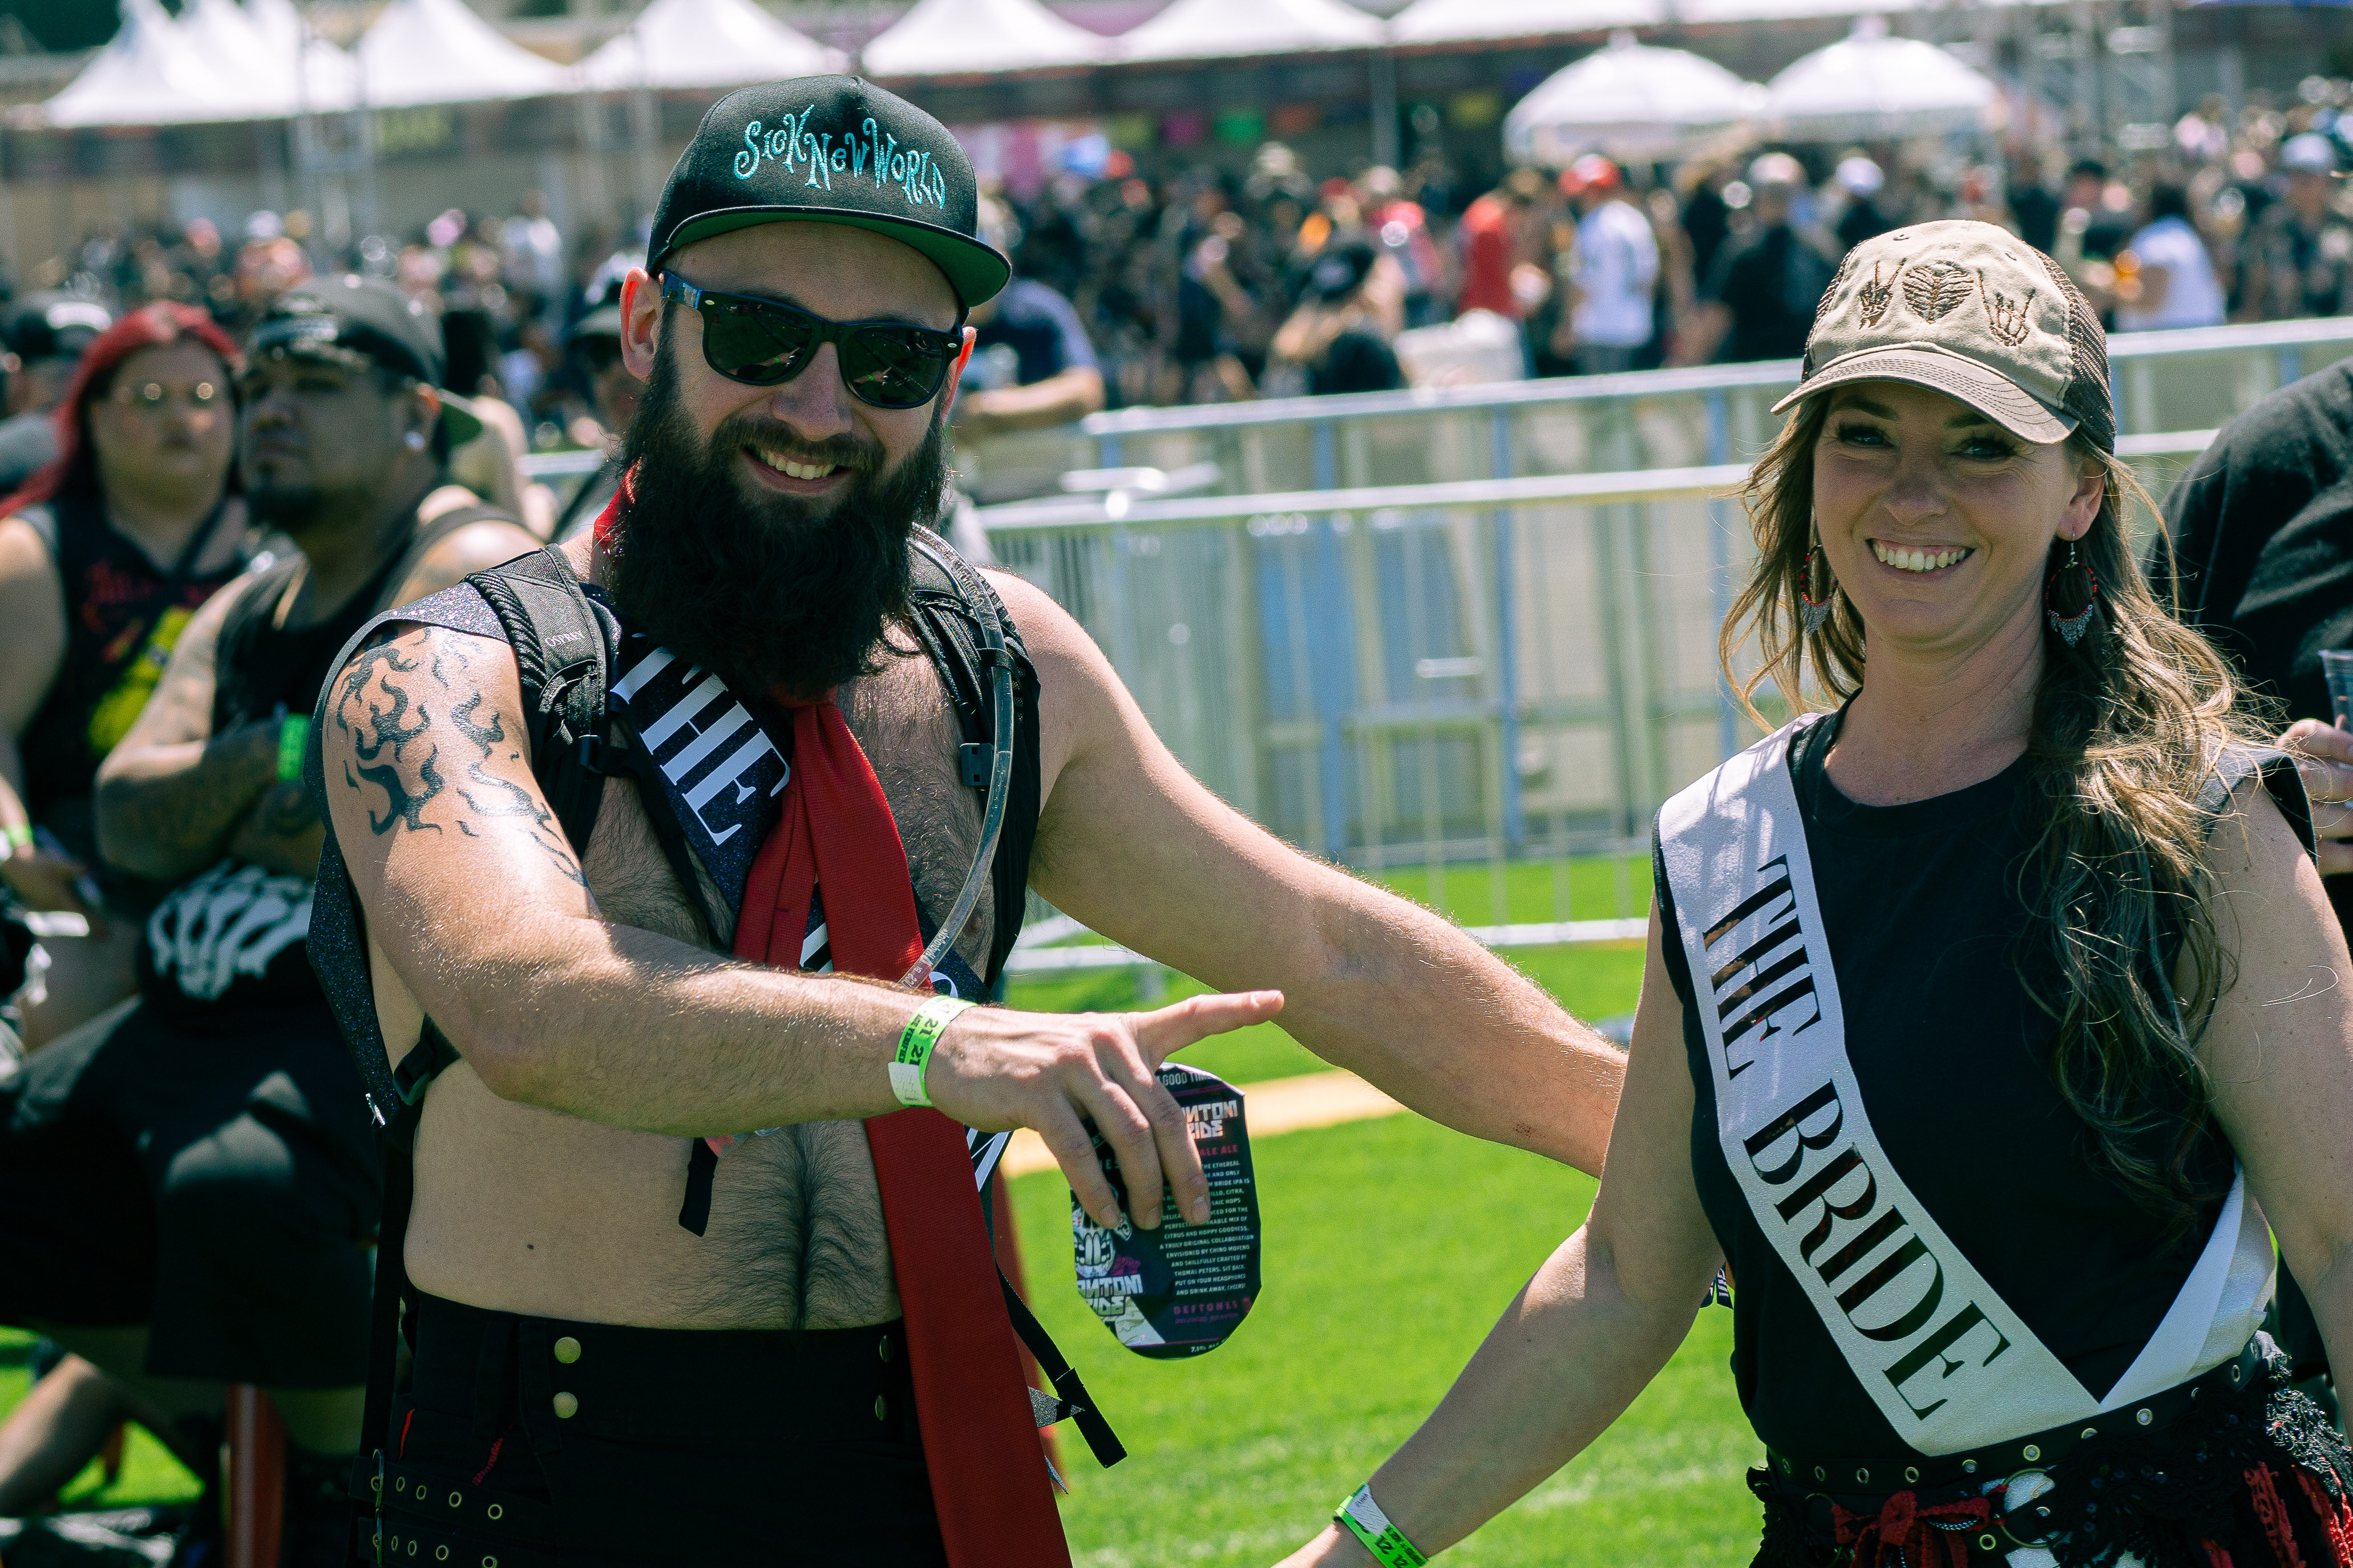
{"left": 251, "top": 275, "right": 483, "bottom": 444}
{"left": 648, "top": 76, "right": 1010, "bottom": 311}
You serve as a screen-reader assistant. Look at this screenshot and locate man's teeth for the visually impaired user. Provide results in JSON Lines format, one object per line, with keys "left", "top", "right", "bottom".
{"left": 758, "top": 449, "right": 836, "bottom": 481}
{"left": 1871, "top": 542, "right": 1972, "bottom": 573}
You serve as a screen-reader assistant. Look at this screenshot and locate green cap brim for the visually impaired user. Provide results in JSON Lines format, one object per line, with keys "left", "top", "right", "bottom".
{"left": 436, "top": 391, "right": 488, "bottom": 448}
{"left": 654, "top": 207, "right": 1010, "bottom": 311}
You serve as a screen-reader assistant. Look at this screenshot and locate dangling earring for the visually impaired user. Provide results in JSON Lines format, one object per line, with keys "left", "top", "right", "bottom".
{"left": 2045, "top": 536, "right": 2103, "bottom": 646}
{"left": 1799, "top": 532, "right": 1837, "bottom": 635}
{"left": 403, "top": 429, "right": 427, "bottom": 452}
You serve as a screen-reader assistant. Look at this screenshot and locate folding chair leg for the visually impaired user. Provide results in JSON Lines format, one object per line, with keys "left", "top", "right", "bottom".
{"left": 97, "top": 1421, "right": 126, "bottom": 1489}
{"left": 223, "top": 1384, "right": 285, "bottom": 1568}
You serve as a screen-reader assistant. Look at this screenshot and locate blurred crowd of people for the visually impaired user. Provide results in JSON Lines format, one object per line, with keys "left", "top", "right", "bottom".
{"left": 6, "top": 68, "right": 2353, "bottom": 453}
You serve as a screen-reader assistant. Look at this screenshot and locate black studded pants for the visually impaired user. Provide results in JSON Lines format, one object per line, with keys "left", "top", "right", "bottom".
{"left": 375, "top": 1291, "right": 947, "bottom": 1566}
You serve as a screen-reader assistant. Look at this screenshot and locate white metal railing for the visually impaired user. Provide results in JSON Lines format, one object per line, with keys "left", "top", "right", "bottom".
{"left": 989, "top": 428, "right": 2223, "bottom": 977}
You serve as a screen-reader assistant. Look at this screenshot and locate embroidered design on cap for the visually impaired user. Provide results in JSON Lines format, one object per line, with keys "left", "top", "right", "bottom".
{"left": 1980, "top": 278, "right": 2033, "bottom": 346}
{"left": 733, "top": 109, "right": 948, "bottom": 209}
{"left": 1816, "top": 249, "right": 1858, "bottom": 326}
{"left": 1901, "top": 258, "right": 1975, "bottom": 322}
{"left": 1857, "top": 261, "right": 1896, "bottom": 327}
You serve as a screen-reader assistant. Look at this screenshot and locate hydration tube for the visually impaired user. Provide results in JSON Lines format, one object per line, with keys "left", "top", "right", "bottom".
{"left": 900, "top": 538, "right": 1016, "bottom": 989}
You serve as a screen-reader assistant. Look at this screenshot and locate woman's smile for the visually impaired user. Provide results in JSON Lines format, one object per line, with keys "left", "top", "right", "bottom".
{"left": 1868, "top": 540, "right": 1975, "bottom": 575}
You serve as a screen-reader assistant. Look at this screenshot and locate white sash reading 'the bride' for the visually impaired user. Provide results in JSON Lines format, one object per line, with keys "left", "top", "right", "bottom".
{"left": 1657, "top": 717, "right": 2274, "bottom": 1456}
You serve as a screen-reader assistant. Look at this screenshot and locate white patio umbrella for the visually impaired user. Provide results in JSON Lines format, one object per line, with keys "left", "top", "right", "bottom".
{"left": 1118, "top": 0, "right": 1383, "bottom": 62}
{"left": 42, "top": 0, "right": 266, "bottom": 125}
{"left": 354, "top": 0, "right": 566, "bottom": 107}
{"left": 1389, "top": 0, "right": 1665, "bottom": 45}
{"left": 1503, "top": 31, "right": 1764, "bottom": 165}
{"left": 860, "top": 0, "right": 1110, "bottom": 79}
{"left": 577, "top": 0, "right": 844, "bottom": 90}
{"left": 1763, "top": 17, "right": 1998, "bottom": 141}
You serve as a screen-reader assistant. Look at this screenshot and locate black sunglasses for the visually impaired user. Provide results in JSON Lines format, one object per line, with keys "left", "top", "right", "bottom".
{"left": 660, "top": 275, "right": 964, "bottom": 411}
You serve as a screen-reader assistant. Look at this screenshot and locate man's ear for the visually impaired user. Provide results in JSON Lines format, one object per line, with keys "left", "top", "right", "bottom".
{"left": 621, "top": 269, "right": 660, "bottom": 380}
{"left": 411, "top": 384, "right": 444, "bottom": 451}
{"left": 939, "top": 326, "right": 976, "bottom": 412}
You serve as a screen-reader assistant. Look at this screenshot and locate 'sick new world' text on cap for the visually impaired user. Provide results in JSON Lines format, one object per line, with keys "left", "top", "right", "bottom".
{"left": 649, "top": 76, "right": 1010, "bottom": 311}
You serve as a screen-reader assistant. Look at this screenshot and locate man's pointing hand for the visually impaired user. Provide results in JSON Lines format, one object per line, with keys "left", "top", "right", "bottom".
{"left": 923, "top": 990, "right": 1285, "bottom": 1233}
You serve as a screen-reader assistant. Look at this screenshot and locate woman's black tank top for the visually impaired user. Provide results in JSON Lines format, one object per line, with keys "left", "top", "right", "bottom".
{"left": 1657, "top": 714, "right": 2251, "bottom": 1460}
{"left": 18, "top": 490, "right": 244, "bottom": 819}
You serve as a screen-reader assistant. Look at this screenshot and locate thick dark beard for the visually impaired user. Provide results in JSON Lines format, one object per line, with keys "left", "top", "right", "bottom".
{"left": 606, "top": 334, "right": 947, "bottom": 698}
{"left": 245, "top": 480, "right": 331, "bottom": 538}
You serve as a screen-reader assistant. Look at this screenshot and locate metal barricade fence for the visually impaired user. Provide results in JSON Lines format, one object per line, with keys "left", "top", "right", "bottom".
{"left": 982, "top": 427, "right": 2226, "bottom": 975}
{"left": 513, "top": 319, "right": 2353, "bottom": 974}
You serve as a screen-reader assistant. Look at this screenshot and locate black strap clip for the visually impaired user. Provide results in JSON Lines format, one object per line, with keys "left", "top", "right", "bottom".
{"left": 959, "top": 742, "right": 993, "bottom": 790}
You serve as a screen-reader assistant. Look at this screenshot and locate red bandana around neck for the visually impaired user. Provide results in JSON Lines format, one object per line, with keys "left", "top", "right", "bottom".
{"left": 596, "top": 481, "right": 1069, "bottom": 1567}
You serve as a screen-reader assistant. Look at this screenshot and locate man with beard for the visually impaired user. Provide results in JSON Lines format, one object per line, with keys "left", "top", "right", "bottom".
{"left": 314, "top": 78, "right": 1623, "bottom": 1568}
{"left": 0, "top": 276, "right": 534, "bottom": 1563}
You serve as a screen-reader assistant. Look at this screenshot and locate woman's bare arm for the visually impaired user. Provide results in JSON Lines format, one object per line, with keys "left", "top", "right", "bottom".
{"left": 1275, "top": 910, "right": 1723, "bottom": 1565}
{"left": 2197, "top": 779, "right": 2353, "bottom": 1381}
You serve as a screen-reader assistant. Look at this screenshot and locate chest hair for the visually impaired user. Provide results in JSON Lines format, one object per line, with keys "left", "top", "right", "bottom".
{"left": 574, "top": 637, "right": 994, "bottom": 1326}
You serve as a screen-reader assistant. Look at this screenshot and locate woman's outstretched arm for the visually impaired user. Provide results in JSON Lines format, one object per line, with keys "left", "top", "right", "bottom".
{"left": 2200, "top": 777, "right": 2353, "bottom": 1383}
{"left": 1275, "top": 909, "right": 1728, "bottom": 1565}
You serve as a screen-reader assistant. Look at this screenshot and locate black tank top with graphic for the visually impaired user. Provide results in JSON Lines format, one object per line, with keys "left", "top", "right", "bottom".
{"left": 17, "top": 489, "right": 244, "bottom": 873}
{"left": 1655, "top": 714, "right": 2273, "bottom": 1461}
{"left": 137, "top": 504, "right": 508, "bottom": 1023}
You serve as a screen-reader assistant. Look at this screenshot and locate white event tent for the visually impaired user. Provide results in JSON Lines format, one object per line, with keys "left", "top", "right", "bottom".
{"left": 1504, "top": 31, "right": 1762, "bottom": 164}
{"left": 42, "top": 0, "right": 266, "bottom": 126}
{"left": 860, "top": 0, "right": 1110, "bottom": 78}
{"left": 1118, "top": 0, "right": 1383, "bottom": 62}
{"left": 1390, "top": 0, "right": 1665, "bottom": 45}
{"left": 246, "top": 0, "right": 362, "bottom": 112}
{"left": 355, "top": 0, "right": 566, "bottom": 107}
{"left": 1763, "top": 17, "right": 1997, "bottom": 140}
{"left": 577, "top": 0, "right": 843, "bottom": 89}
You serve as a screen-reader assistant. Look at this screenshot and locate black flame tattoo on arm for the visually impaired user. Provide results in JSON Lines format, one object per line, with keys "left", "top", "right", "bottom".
{"left": 331, "top": 629, "right": 587, "bottom": 887}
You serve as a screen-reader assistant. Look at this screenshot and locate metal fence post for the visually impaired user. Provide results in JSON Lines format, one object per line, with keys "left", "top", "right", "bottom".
{"left": 2279, "top": 346, "right": 2303, "bottom": 389}
{"left": 1311, "top": 421, "right": 1352, "bottom": 860}
{"left": 1489, "top": 411, "right": 1525, "bottom": 853}
{"left": 1707, "top": 389, "right": 1741, "bottom": 763}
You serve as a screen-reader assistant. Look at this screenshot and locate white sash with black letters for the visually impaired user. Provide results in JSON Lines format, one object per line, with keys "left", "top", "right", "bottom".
{"left": 1657, "top": 716, "right": 2275, "bottom": 1457}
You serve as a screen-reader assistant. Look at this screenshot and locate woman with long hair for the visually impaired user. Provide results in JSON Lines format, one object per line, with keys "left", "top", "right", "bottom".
{"left": 1272, "top": 221, "right": 2353, "bottom": 1567}
{"left": 0, "top": 302, "right": 246, "bottom": 1049}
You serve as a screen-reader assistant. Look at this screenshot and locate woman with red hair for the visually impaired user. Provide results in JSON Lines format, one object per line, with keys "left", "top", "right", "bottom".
{"left": 0, "top": 302, "right": 247, "bottom": 1049}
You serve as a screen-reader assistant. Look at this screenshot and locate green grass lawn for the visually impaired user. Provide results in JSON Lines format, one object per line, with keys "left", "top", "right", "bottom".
{"left": 3, "top": 934, "right": 1765, "bottom": 1565}
{"left": 1009, "top": 1113, "right": 1762, "bottom": 1567}
{"left": 0, "top": 1334, "right": 196, "bottom": 1510}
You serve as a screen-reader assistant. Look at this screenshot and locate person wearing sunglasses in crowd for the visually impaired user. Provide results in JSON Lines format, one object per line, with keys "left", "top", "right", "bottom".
{"left": 1270, "top": 222, "right": 2353, "bottom": 1568}
{"left": 0, "top": 277, "right": 535, "bottom": 1566}
{"left": 0, "top": 302, "right": 250, "bottom": 1051}
{"left": 310, "top": 78, "right": 1623, "bottom": 1568}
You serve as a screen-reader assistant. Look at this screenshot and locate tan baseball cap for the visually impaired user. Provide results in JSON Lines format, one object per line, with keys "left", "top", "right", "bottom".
{"left": 1772, "top": 218, "right": 2115, "bottom": 452}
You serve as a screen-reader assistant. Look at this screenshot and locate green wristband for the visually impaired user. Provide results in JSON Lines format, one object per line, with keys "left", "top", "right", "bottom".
{"left": 2, "top": 823, "right": 30, "bottom": 852}
{"left": 1336, "top": 1485, "right": 1428, "bottom": 1568}
{"left": 276, "top": 714, "right": 310, "bottom": 784}
{"left": 890, "top": 995, "right": 974, "bottom": 1108}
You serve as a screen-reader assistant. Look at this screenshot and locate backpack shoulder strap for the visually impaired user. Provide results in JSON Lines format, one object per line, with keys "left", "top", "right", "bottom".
{"left": 904, "top": 529, "right": 1043, "bottom": 988}
{"left": 462, "top": 548, "right": 614, "bottom": 852}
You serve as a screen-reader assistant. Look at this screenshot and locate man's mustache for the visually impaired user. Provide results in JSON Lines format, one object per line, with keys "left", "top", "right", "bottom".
{"left": 713, "top": 415, "right": 883, "bottom": 476}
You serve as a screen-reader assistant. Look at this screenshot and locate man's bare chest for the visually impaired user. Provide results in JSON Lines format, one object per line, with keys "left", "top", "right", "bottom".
{"left": 559, "top": 646, "right": 994, "bottom": 1327}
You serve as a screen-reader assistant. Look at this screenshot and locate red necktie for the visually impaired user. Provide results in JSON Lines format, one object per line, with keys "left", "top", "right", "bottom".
{"left": 734, "top": 702, "right": 1070, "bottom": 1568}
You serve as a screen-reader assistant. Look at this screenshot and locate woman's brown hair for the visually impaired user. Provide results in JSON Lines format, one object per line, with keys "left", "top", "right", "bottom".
{"left": 1722, "top": 394, "right": 2266, "bottom": 1238}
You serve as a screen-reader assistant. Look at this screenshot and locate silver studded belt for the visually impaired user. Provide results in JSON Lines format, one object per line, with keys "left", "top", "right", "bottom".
{"left": 1760, "top": 1334, "right": 2270, "bottom": 1550}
